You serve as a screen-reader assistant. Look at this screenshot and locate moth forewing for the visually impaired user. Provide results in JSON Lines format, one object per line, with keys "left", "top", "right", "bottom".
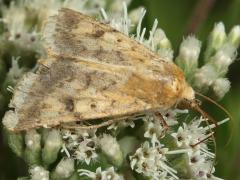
{"left": 2, "top": 8, "right": 195, "bottom": 131}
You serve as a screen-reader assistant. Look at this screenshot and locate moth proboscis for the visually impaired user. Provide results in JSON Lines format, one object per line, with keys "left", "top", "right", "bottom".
{"left": 2, "top": 8, "right": 228, "bottom": 132}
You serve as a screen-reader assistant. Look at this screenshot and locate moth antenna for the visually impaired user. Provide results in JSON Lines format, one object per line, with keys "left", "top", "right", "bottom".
{"left": 195, "top": 92, "right": 234, "bottom": 147}
{"left": 195, "top": 92, "right": 232, "bottom": 121}
{"left": 177, "top": 98, "right": 217, "bottom": 128}
{"left": 190, "top": 131, "right": 215, "bottom": 148}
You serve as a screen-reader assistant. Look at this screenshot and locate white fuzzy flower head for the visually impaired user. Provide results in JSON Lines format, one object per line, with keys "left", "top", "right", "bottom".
{"left": 29, "top": 166, "right": 49, "bottom": 180}
{"left": 212, "top": 78, "right": 231, "bottom": 99}
{"left": 78, "top": 167, "right": 124, "bottom": 180}
{"left": 153, "top": 28, "right": 173, "bottom": 61}
{"left": 2, "top": 110, "right": 19, "bottom": 131}
{"left": 227, "top": 25, "right": 240, "bottom": 48}
{"left": 193, "top": 64, "right": 218, "bottom": 92}
{"left": 153, "top": 29, "right": 172, "bottom": 49}
{"left": 210, "top": 22, "right": 226, "bottom": 50}
{"left": 128, "top": 7, "right": 144, "bottom": 25}
{"left": 176, "top": 36, "right": 201, "bottom": 78}
{"left": 55, "top": 158, "right": 75, "bottom": 178}
{"left": 98, "top": 134, "right": 123, "bottom": 166}
{"left": 210, "top": 43, "right": 236, "bottom": 76}
{"left": 44, "top": 129, "right": 62, "bottom": 149}
{"left": 25, "top": 129, "right": 41, "bottom": 150}
{"left": 179, "top": 36, "right": 201, "bottom": 62}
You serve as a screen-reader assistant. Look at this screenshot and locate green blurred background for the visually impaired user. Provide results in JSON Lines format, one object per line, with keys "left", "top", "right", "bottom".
{"left": 0, "top": 0, "right": 240, "bottom": 179}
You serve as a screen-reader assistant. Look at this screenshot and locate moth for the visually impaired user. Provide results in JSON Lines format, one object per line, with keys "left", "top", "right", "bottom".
{"left": 3, "top": 8, "right": 201, "bottom": 132}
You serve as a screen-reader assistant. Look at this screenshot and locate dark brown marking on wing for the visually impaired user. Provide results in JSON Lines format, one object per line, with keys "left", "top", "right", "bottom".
{"left": 93, "top": 30, "right": 105, "bottom": 38}
{"left": 65, "top": 98, "right": 74, "bottom": 112}
{"left": 20, "top": 59, "right": 76, "bottom": 124}
{"left": 90, "top": 103, "right": 96, "bottom": 109}
{"left": 57, "top": 9, "right": 82, "bottom": 29}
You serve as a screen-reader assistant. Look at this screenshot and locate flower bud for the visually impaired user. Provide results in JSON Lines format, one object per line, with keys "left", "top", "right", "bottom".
{"left": 98, "top": 134, "right": 123, "bottom": 167}
{"left": 42, "top": 129, "right": 62, "bottom": 166}
{"left": 153, "top": 28, "right": 172, "bottom": 50}
{"left": 204, "top": 22, "right": 226, "bottom": 61}
{"left": 4, "top": 128, "right": 24, "bottom": 157}
{"left": 210, "top": 43, "right": 236, "bottom": 76}
{"left": 212, "top": 78, "right": 231, "bottom": 99}
{"left": 153, "top": 28, "right": 173, "bottom": 61}
{"left": 24, "top": 130, "right": 41, "bottom": 165}
{"left": 52, "top": 158, "right": 75, "bottom": 179}
{"left": 129, "top": 7, "right": 144, "bottom": 26}
{"left": 193, "top": 64, "right": 218, "bottom": 92}
{"left": 110, "top": 0, "right": 131, "bottom": 12}
{"left": 227, "top": 25, "right": 240, "bottom": 48}
{"left": 176, "top": 36, "right": 201, "bottom": 80}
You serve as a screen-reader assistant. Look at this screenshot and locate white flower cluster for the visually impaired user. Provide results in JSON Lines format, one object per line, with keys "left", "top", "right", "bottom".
{"left": 176, "top": 36, "right": 201, "bottom": 79}
{"left": 171, "top": 117, "right": 228, "bottom": 180}
{"left": 130, "top": 111, "right": 228, "bottom": 179}
{"left": 195, "top": 23, "right": 239, "bottom": 98}
{"left": 143, "top": 109, "right": 188, "bottom": 144}
{"left": 98, "top": 134, "right": 123, "bottom": 167}
{"left": 130, "top": 141, "right": 186, "bottom": 180}
{"left": 79, "top": 167, "right": 124, "bottom": 180}
{"left": 61, "top": 129, "right": 98, "bottom": 165}
{"left": 175, "top": 23, "right": 240, "bottom": 99}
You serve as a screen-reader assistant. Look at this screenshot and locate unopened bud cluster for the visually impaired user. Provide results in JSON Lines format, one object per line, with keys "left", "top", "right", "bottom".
{"left": 176, "top": 22, "right": 240, "bottom": 99}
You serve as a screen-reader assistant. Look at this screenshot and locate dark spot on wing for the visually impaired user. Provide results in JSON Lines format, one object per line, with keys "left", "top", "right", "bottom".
{"left": 90, "top": 103, "right": 96, "bottom": 109}
{"left": 65, "top": 98, "right": 74, "bottom": 112}
{"left": 58, "top": 9, "right": 81, "bottom": 29}
{"left": 74, "top": 112, "right": 82, "bottom": 120}
{"left": 93, "top": 30, "right": 105, "bottom": 38}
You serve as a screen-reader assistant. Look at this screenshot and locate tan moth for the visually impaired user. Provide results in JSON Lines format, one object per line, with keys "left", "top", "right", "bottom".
{"left": 3, "top": 8, "right": 209, "bottom": 132}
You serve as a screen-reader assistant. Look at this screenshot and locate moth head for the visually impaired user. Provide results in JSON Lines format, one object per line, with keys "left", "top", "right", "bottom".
{"left": 180, "top": 83, "right": 195, "bottom": 101}
{"left": 177, "top": 90, "right": 232, "bottom": 130}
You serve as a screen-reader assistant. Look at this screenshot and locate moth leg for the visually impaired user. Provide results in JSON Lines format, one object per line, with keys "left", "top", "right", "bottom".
{"left": 190, "top": 131, "right": 215, "bottom": 148}
{"left": 155, "top": 112, "right": 169, "bottom": 136}
{"left": 61, "top": 115, "right": 133, "bottom": 130}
